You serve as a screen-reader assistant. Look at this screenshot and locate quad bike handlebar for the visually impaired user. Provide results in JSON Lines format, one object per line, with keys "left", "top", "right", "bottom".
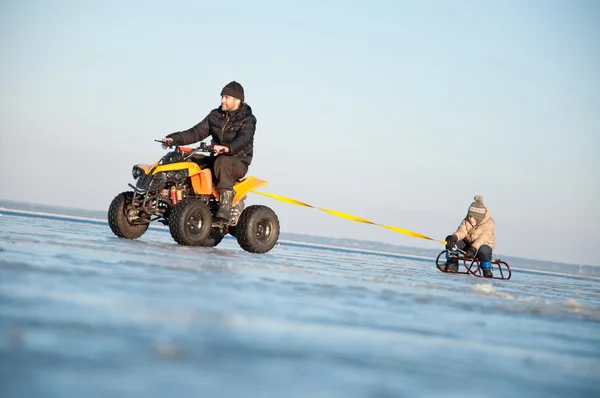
{"left": 154, "top": 140, "right": 214, "bottom": 159}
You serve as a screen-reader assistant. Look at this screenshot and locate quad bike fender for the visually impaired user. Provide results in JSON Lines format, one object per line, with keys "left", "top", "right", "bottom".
{"left": 190, "top": 169, "right": 213, "bottom": 195}
{"left": 135, "top": 163, "right": 155, "bottom": 174}
{"left": 152, "top": 162, "right": 202, "bottom": 175}
{"left": 232, "top": 176, "right": 268, "bottom": 204}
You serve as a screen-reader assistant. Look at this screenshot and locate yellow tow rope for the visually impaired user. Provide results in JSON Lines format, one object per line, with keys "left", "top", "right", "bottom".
{"left": 253, "top": 191, "right": 447, "bottom": 246}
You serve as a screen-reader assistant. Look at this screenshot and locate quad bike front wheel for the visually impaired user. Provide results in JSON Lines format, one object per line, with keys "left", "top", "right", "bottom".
{"left": 235, "top": 205, "right": 280, "bottom": 253}
{"left": 108, "top": 191, "right": 150, "bottom": 239}
{"left": 168, "top": 198, "right": 213, "bottom": 246}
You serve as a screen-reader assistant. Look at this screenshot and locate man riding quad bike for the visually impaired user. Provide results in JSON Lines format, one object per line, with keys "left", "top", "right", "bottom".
{"left": 107, "top": 141, "right": 280, "bottom": 254}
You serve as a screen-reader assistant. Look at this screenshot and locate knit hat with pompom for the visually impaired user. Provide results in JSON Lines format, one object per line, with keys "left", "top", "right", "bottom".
{"left": 466, "top": 195, "right": 487, "bottom": 224}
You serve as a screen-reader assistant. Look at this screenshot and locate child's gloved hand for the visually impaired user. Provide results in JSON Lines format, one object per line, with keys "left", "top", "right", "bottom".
{"left": 465, "top": 246, "right": 477, "bottom": 258}
{"left": 445, "top": 235, "right": 458, "bottom": 250}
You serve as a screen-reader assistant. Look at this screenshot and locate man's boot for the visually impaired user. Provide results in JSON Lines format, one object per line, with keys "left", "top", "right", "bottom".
{"left": 216, "top": 189, "right": 235, "bottom": 221}
{"left": 230, "top": 198, "right": 245, "bottom": 224}
{"left": 481, "top": 261, "right": 493, "bottom": 278}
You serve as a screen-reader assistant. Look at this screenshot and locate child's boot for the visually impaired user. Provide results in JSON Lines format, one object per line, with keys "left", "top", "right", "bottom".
{"left": 481, "top": 261, "right": 493, "bottom": 278}
{"left": 439, "top": 252, "right": 459, "bottom": 273}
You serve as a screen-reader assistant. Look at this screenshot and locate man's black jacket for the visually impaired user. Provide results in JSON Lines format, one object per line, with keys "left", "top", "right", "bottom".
{"left": 167, "top": 103, "right": 256, "bottom": 166}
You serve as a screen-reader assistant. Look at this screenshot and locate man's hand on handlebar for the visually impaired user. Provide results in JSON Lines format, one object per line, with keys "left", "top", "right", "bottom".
{"left": 212, "top": 145, "right": 229, "bottom": 155}
{"left": 161, "top": 137, "right": 174, "bottom": 149}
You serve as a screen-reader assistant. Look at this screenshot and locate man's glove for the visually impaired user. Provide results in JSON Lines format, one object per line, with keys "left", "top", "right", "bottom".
{"left": 465, "top": 246, "right": 477, "bottom": 259}
{"left": 445, "top": 235, "right": 458, "bottom": 250}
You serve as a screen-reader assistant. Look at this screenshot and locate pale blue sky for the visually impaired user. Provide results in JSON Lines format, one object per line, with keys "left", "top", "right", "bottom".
{"left": 1, "top": 0, "right": 599, "bottom": 265}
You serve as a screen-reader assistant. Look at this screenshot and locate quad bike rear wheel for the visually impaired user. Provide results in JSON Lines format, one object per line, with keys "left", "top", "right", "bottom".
{"left": 235, "top": 205, "right": 280, "bottom": 253}
{"left": 169, "top": 198, "right": 212, "bottom": 246}
{"left": 108, "top": 191, "right": 150, "bottom": 239}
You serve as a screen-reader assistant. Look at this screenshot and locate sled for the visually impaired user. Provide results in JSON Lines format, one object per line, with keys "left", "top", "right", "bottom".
{"left": 435, "top": 249, "right": 512, "bottom": 280}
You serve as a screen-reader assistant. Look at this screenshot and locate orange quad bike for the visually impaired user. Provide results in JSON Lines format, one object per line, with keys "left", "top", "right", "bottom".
{"left": 108, "top": 141, "right": 280, "bottom": 253}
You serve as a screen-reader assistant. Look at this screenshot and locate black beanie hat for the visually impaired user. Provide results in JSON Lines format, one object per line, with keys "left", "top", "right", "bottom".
{"left": 220, "top": 81, "right": 244, "bottom": 102}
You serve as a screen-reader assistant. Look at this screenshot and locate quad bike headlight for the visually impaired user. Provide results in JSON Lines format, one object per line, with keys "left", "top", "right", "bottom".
{"left": 164, "top": 170, "right": 187, "bottom": 182}
{"left": 132, "top": 166, "right": 145, "bottom": 179}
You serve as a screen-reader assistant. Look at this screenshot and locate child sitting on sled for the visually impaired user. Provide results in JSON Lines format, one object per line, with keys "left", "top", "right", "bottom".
{"left": 441, "top": 195, "right": 496, "bottom": 278}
